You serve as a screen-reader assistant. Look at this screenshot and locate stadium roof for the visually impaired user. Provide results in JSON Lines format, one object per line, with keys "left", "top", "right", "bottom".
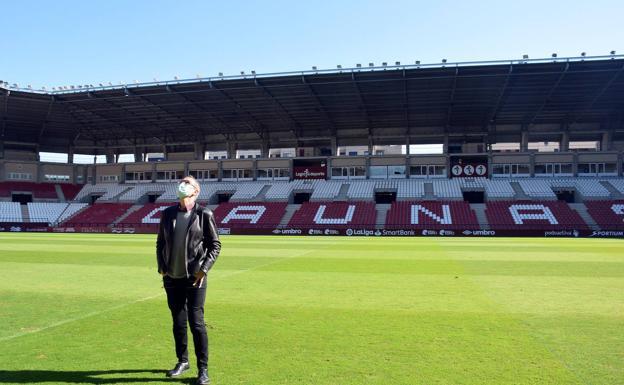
{"left": 1, "top": 55, "right": 623, "bottom": 154}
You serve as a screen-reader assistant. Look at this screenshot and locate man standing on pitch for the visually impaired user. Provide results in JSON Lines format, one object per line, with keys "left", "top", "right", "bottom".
{"left": 156, "top": 176, "right": 221, "bottom": 385}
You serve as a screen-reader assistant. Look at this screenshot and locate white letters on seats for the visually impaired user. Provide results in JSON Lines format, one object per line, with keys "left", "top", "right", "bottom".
{"left": 142, "top": 206, "right": 169, "bottom": 223}
{"left": 222, "top": 205, "right": 266, "bottom": 224}
{"left": 410, "top": 205, "right": 452, "bottom": 224}
{"left": 508, "top": 204, "right": 558, "bottom": 225}
{"left": 611, "top": 204, "right": 624, "bottom": 221}
{"left": 314, "top": 205, "right": 355, "bottom": 224}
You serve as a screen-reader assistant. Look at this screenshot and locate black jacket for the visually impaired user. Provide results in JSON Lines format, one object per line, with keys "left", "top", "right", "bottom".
{"left": 156, "top": 202, "right": 221, "bottom": 277}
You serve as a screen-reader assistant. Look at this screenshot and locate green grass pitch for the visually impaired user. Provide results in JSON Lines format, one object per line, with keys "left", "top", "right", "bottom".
{"left": 0, "top": 233, "right": 622, "bottom": 385}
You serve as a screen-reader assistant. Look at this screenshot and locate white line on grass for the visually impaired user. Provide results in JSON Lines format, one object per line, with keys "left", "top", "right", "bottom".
{"left": 0, "top": 240, "right": 333, "bottom": 342}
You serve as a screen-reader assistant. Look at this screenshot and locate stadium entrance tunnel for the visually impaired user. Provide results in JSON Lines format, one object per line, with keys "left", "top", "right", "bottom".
{"left": 462, "top": 191, "right": 484, "bottom": 203}
{"left": 375, "top": 191, "right": 397, "bottom": 204}
{"left": 217, "top": 193, "right": 232, "bottom": 203}
{"left": 555, "top": 190, "right": 576, "bottom": 203}
{"left": 293, "top": 192, "right": 311, "bottom": 204}
{"left": 11, "top": 193, "right": 32, "bottom": 205}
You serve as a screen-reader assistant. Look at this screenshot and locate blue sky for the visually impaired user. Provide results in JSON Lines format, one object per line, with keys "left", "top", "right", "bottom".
{"left": 2, "top": 0, "right": 622, "bottom": 89}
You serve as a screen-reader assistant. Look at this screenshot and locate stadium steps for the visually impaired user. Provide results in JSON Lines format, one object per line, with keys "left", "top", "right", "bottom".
{"left": 279, "top": 204, "right": 301, "bottom": 226}
{"left": 569, "top": 203, "right": 600, "bottom": 230}
{"left": 112, "top": 204, "right": 143, "bottom": 225}
{"left": 335, "top": 183, "right": 350, "bottom": 201}
{"left": 254, "top": 185, "right": 273, "bottom": 201}
{"left": 600, "top": 181, "right": 624, "bottom": 199}
{"left": 509, "top": 182, "right": 529, "bottom": 200}
{"left": 55, "top": 184, "right": 66, "bottom": 202}
{"left": 375, "top": 204, "right": 391, "bottom": 229}
{"left": 423, "top": 183, "right": 435, "bottom": 200}
{"left": 469, "top": 204, "right": 490, "bottom": 230}
{"left": 20, "top": 205, "right": 30, "bottom": 223}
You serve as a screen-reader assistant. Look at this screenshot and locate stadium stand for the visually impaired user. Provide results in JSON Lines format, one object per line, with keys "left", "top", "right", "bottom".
{"left": 432, "top": 179, "right": 463, "bottom": 199}
{"left": 117, "top": 203, "right": 171, "bottom": 225}
{"left": 287, "top": 202, "right": 376, "bottom": 229}
{"left": 73, "top": 183, "right": 130, "bottom": 202}
{"left": 517, "top": 179, "right": 557, "bottom": 199}
{"left": 0, "top": 202, "right": 22, "bottom": 222}
{"left": 485, "top": 201, "right": 589, "bottom": 231}
{"left": 59, "top": 184, "right": 84, "bottom": 201}
{"left": 585, "top": 200, "right": 624, "bottom": 230}
{"left": 0, "top": 181, "right": 58, "bottom": 199}
{"left": 213, "top": 202, "right": 288, "bottom": 228}
{"left": 27, "top": 202, "right": 71, "bottom": 224}
{"left": 61, "top": 203, "right": 133, "bottom": 226}
{"left": 385, "top": 201, "right": 480, "bottom": 230}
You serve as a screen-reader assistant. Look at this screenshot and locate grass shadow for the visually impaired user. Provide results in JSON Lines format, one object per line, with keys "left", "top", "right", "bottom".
{"left": 0, "top": 369, "right": 192, "bottom": 384}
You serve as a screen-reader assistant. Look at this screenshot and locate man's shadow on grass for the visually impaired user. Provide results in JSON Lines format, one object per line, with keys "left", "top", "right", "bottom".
{"left": 0, "top": 369, "right": 191, "bottom": 384}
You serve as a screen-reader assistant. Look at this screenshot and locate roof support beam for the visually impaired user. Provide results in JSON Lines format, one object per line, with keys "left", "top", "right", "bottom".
{"left": 254, "top": 78, "right": 302, "bottom": 137}
{"left": 567, "top": 62, "right": 624, "bottom": 126}
{"left": 301, "top": 75, "right": 336, "bottom": 136}
{"left": 208, "top": 82, "right": 267, "bottom": 136}
{"left": 485, "top": 64, "right": 514, "bottom": 125}
{"left": 445, "top": 67, "right": 459, "bottom": 129}
{"left": 351, "top": 72, "right": 372, "bottom": 135}
{"left": 166, "top": 84, "right": 235, "bottom": 139}
{"left": 526, "top": 62, "right": 570, "bottom": 126}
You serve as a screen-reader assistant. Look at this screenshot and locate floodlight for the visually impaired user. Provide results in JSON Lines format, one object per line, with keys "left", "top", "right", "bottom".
{"left": 395, "top": 61, "right": 400, "bottom": 65}
{"left": 581, "top": 52, "right": 586, "bottom": 57}
{"left": 522, "top": 54, "right": 529, "bottom": 59}
{"left": 312, "top": 66, "right": 317, "bottom": 70}
{"left": 369, "top": 62, "right": 374, "bottom": 67}
{"left": 337, "top": 65, "right": 342, "bottom": 69}
{"left": 611, "top": 50, "right": 616, "bottom": 55}
{"left": 551, "top": 53, "right": 557, "bottom": 58}
{"left": 442, "top": 59, "right": 447, "bottom": 63}
{"left": 218, "top": 72, "right": 223, "bottom": 76}
{"left": 356, "top": 64, "right": 361, "bottom": 68}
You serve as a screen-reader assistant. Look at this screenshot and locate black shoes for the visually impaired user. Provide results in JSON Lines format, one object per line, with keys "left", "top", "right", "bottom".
{"left": 196, "top": 368, "right": 210, "bottom": 384}
{"left": 166, "top": 361, "right": 190, "bottom": 377}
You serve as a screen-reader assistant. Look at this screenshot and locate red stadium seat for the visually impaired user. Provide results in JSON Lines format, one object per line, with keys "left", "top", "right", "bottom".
{"left": 287, "top": 202, "right": 376, "bottom": 229}
{"left": 214, "top": 202, "right": 288, "bottom": 229}
{"left": 385, "top": 201, "right": 480, "bottom": 230}
{"left": 585, "top": 200, "right": 624, "bottom": 230}
{"left": 0, "top": 181, "right": 58, "bottom": 199}
{"left": 485, "top": 201, "right": 589, "bottom": 231}
{"left": 61, "top": 203, "right": 133, "bottom": 226}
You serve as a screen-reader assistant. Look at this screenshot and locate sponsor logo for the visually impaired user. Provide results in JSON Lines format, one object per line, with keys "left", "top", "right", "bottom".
{"left": 439, "top": 229, "right": 455, "bottom": 236}
{"left": 308, "top": 229, "right": 322, "bottom": 235}
{"left": 123, "top": 228, "right": 135, "bottom": 234}
{"left": 272, "top": 229, "right": 282, "bottom": 234}
{"left": 10, "top": 226, "right": 22, "bottom": 232}
{"left": 463, "top": 229, "right": 496, "bottom": 236}
{"left": 422, "top": 229, "right": 437, "bottom": 236}
{"left": 374, "top": 230, "right": 382, "bottom": 236}
{"left": 25, "top": 227, "right": 48, "bottom": 232}
{"left": 590, "top": 230, "right": 624, "bottom": 237}
{"left": 280, "top": 228, "right": 302, "bottom": 235}
{"left": 218, "top": 228, "right": 232, "bottom": 235}
{"left": 295, "top": 168, "right": 325, "bottom": 178}
{"left": 544, "top": 230, "right": 578, "bottom": 237}
{"left": 345, "top": 228, "right": 375, "bottom": 236}
{"left": 381, "top": 229, "right": 416, "bottom": 236}
{"left": 111, "top": 228, "right": 123, "bottom": 234}
{"left": 323, "top": 229, "right": 339, "bottom": 235}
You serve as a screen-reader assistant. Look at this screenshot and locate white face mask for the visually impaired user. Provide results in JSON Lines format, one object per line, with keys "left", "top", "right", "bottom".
{"left": 177, "top": 182, "right": 196, "bottom": 199}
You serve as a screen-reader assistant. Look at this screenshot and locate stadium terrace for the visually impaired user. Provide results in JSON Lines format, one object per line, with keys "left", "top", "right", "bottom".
{"left": 0, "top": 55, "right": 624, "bottom": 237}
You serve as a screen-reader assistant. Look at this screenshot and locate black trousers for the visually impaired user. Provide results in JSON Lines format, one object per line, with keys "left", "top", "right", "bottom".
{"left": 163, "top": 275, "right": 208, "bottom": 369}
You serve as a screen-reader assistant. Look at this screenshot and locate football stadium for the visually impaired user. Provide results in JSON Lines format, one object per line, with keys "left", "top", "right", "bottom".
{"left": 1, "top": 3, "right": 624, "bottom": 384}
{"left": 1, "top": 53, "right": 623, "bottom": 385}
